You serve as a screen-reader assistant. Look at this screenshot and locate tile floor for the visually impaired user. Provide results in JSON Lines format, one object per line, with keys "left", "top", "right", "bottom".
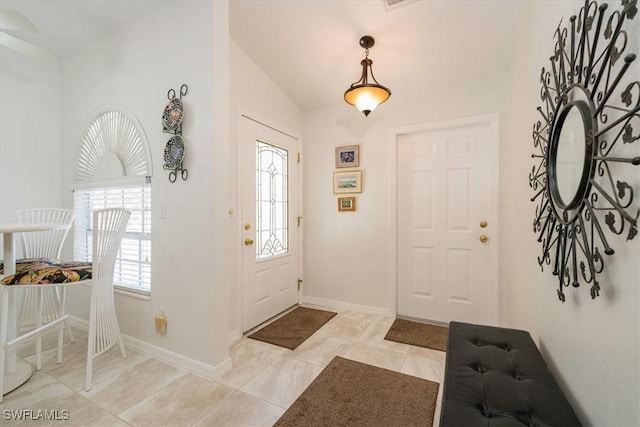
{"left": 1, "top": 305, "right": 445, "bottom": 426}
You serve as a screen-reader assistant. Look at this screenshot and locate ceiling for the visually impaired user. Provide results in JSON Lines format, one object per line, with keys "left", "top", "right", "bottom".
{"left": 230, "top": 0, "right": 526, "bottom": 111}
{"left": 1, "top": 0, "right": 528, "bottom": 112}
{"left": 0, "top": 1, "right": 168, "bottom": 57}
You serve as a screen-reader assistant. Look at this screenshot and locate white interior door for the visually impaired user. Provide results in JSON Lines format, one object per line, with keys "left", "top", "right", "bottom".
{"left": 241, "top": 116, "right": 300, "bottom": 332}
{"left": 397, "top": 116, "right": 498, "bottom": 325}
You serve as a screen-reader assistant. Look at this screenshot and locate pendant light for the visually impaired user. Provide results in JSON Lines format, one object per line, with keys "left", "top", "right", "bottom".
{"left": 344, "top": 35, "right": 391, "bottom": 116}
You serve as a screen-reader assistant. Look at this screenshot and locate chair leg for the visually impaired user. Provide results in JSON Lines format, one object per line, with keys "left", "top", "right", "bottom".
{"left": 0, "top": 288, "right": 10, "bottom": 403}
{"left": 116, "top": 317, "right": 127, "bottom": 359}
{"left": 64, "top": 321, "right": 75, "bottom": 343}
{"left": 58, "top": 288, "right": 75, "bottom": 343}
{"left": 118, "top": 338, "right": 127, "bottom": 359}
{"left": 35, "top": 288, "right": 43, "bottom": 371}
{"left": 56, "top": 287, "right": 65, "bottom": 364}
{"left": 85, "top": 286, "right": 97, "bottom": 392}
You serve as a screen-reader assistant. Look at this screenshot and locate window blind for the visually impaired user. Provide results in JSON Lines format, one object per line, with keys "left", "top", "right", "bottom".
{"left": 73, "top": 185, "right": 151, "bottom": 295}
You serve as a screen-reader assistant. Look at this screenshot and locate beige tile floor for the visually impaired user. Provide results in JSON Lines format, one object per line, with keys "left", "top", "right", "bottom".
{"left": 1, "top": 305, "right": 445, "bottom": 426}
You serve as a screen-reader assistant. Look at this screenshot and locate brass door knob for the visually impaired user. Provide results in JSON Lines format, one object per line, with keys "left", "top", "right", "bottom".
{"left": 479, "top": 234, "right": 489, "bottom": 243}
{"left": 244, "top": 238, "right": 254, "bottom": 246}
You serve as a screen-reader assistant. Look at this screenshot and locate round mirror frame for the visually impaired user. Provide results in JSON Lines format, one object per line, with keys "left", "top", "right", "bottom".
{"left": 548, "top": 100, "right": 595, "bottom": 220}
{"left": 530, "top": 0, "right": 639, "bottom": 302}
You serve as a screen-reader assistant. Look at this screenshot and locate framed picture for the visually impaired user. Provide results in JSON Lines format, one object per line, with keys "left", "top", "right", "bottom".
{"left": 335, "top": 145, "right": 360, "bottom": 168}
{"left": 338, "top": 197, "right": 356, "bottom": 212}
{"left": 333, "top": 170, "right": 362, "bottom": 194}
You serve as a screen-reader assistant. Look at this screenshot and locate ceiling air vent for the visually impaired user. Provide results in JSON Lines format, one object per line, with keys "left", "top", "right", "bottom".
{"left": 384, "top": 0, "right": 419, "bottom": 11}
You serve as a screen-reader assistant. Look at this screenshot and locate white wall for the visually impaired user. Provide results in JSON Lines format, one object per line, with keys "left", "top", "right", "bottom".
{"left": 3, "top": 1, "right": 638, "bottom": 421}
{"left": 535, "top": 3, "right": 639, "bottom": 425}
{"left": 228, "top": 40, "right": 304, "bottom": 337}
{"left": 504, "top": 2, "right": 640, "bottom": 425}
{"left": 301, "top": 2, "right": 639, "bottom": 424}
{"left": 301, "top": 66, "right": 516, "bottom": 318}
{"left": 299, "top": 2, "right": 535, "bottom": 324}
{"left": 58, "top": 1, "right": 230, "bottom": 371}
{"left": 0, "top": 48, "right": 61, "bottom": 241}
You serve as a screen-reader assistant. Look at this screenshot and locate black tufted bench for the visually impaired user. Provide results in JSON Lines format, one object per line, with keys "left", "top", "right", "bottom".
{"left": 440, "top": 322, "right": 581, "bottom": 426}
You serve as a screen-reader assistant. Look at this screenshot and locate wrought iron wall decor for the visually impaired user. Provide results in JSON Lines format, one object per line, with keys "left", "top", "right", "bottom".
{"left": 162, "top": 84, "right": 189, "bottom": 182}
{"left": 531, "top": 0, "right": 639, "bottom": 301}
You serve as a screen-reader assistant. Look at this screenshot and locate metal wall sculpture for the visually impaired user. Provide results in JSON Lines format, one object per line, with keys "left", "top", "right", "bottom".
{"left": 530, "top": 0, "right": 639, "bottom": 301}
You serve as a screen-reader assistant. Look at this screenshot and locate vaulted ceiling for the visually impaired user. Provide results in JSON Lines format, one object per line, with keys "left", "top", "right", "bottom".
{"left": 230, "top": 0, "right": 526, "bottom": 111}
{"left": 1, "top": 0, "right": 528, "bottom": 112}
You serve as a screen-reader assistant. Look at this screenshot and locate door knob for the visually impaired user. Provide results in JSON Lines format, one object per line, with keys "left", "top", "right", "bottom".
{"left": 244, "top": 238, "right": 254, "bottom": 246}
{"left": 479, "top": 234, "right": 489, "bottom": 243}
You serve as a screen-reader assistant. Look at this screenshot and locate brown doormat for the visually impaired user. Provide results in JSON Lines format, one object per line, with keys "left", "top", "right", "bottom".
{"left": 247, "top": 307, "right": 337, "bottom": 350}
{"left": 384, "top": 318, "right": 448, "bottom": 352}
{"left": 275, "top": 356, "right": 439, "bottom": 427}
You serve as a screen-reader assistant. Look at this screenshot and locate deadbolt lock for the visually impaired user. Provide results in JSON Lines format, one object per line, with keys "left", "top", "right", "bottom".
{"left": 479, "top": 234, "right": 489, "bottom": 243}
{"left": 244, "top": 238, "right": 254, "bottom": 246}
{"left": 480, "top": 221, "right": 488, "bottom": 228}
{"left": 244, "top": 223, "right": 251, "bottom": 230}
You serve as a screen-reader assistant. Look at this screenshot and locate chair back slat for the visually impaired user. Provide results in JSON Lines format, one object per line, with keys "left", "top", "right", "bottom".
{"left": 16, "top": 208, "right": 75, "bottom": 327}
{"left": 17, "top": 208, "right": 74, "bottom": 259}
{"left": 89, "top": 208, "right": 130, "bottom": 357}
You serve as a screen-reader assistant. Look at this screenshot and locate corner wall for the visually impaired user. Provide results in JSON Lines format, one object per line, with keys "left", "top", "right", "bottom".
{"left": 59, "top": 1, "right": 230, "bottom": 370}
{"left": 0, "top": 49, "right": 61, "bottom": 233}
{"left": 299, "top": 2, "right": 528, "bottom": 327}
{"left": 228, "top": 40, "right": 304, "bottom": 337}
{"left": 301, "top": 71, "right": 516, "bottom": 319}
{"left": 505, "top": 2, "right": 640, "bottom": 425}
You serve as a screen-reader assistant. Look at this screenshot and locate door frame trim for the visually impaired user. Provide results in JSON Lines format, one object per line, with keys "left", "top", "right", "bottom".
{"left": 237, "top": 110, "right": 303, "bottom": 332}
{"left": 388, "top": 113, "right": 500, "bottom": 320}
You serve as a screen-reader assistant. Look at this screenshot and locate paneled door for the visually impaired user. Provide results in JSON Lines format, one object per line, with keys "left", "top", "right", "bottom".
{"left": 396, "top": 116, "right": 498, "bottom": 325}
{"left": 241, "top": 116, "right": 300, "bottom": 332}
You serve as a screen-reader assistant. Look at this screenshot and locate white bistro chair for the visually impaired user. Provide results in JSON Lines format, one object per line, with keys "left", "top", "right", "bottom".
{"left": 16, "top": 208, "right": 75, "bottom": 344}
{"left": 0, "top": 208, "right": 130, "bottom": 401}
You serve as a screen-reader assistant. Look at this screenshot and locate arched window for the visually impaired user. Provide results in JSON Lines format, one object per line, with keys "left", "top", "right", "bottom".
{"left": 73, "top": 107, "right": 153, "bottom": 295}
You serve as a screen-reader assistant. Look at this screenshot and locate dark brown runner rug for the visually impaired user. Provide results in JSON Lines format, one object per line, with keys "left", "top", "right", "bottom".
{"left": 247, "top": 307, "right": 336, "bottom": 350}
{"left": 384, "top": 318, "right": 448, "bottom": 352}
{"left": 275, "top": 356, "right": 439, "bottom": 427}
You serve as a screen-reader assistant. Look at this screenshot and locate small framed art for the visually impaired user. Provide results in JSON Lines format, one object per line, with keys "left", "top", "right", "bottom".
{"left": 333, "top": 170, "right": 362, "bottom": 194}
{"left": 335, "top": 145, "right": 360, "bottom": 168}
{"left": 338, "top": 197, "right": 356, "bottom": 212}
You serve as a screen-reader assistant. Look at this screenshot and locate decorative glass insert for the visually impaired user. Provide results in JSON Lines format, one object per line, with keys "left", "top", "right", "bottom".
{"left": 256, "top": 140, "right": 289, "bottom": 259}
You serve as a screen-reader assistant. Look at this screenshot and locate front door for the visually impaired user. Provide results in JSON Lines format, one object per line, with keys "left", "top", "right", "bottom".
{"left": 396, "top": 116, "right": 498, "bottom": 325}
{"left": 241, "top": 116, "right": 300, "bottom": 332}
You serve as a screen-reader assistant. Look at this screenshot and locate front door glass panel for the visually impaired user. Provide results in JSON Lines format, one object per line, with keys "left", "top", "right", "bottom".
{"left": 256, "top": 140, "right": 288, "bottom": 260}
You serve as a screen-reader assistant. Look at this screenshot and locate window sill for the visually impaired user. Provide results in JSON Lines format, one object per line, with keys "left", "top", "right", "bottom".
{"left": 114, "top": 288, "right": 151, "bottom": 301}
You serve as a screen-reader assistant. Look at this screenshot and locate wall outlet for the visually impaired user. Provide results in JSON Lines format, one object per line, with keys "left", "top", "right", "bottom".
{"left": 155, "top": 315, "right": 167, "bottom": 334}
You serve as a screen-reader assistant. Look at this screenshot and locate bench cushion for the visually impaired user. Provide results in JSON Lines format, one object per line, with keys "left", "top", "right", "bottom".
{"left": 1, "top": 262, "right": 92, "bottom": 285}
{"left": 441, "top": 321, "right": 581, "bottom": 426}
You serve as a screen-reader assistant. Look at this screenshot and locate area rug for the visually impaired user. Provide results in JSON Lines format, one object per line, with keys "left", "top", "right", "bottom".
{"left": 247, "top": 307, "right": 337, "bottom": 350}
{"left": 384, "top": 318, "right": 448, "bottom": 352}
{"left": 275, "top": 356, "right": 439, "bottom": 427}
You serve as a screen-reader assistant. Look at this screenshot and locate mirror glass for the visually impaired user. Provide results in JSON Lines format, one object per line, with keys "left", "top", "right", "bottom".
{"left": 555, "top": 105, "right": 586, "bottom": 206}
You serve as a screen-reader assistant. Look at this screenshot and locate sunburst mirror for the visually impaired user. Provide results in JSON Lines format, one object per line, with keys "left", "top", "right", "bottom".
{"left": 531, "top": 0, "right": 639, "bottom": 302}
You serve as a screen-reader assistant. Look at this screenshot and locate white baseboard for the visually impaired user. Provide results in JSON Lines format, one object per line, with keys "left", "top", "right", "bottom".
{"left": 67, "top": 316, "right": 231, "bottom": 381}
{"left": 302, "top": 296, "right": 393, "bottom": 317}
{"left": 228, "top": 330, "right": 242, "bottom": 345}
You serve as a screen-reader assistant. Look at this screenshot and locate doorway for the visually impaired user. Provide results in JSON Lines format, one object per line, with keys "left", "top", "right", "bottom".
{"left": 240, "top": 115, "right": 301, "bottom": 332}
{"left": 393, "top": 115, "right": 498, "bottom": 325}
